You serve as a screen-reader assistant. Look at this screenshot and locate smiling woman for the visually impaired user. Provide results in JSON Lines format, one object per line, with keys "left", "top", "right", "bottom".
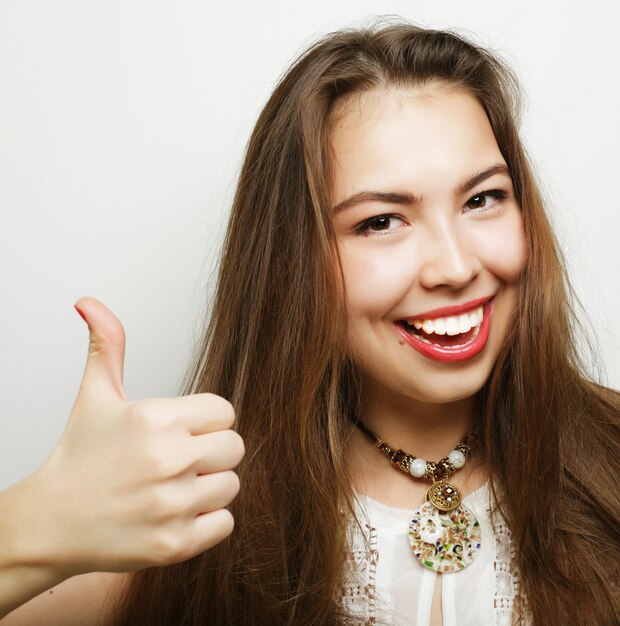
{"left": 113, "top": 23, "right": 618, "bottom": 626}
{"left": 1, "top": 19, "right": 619, "bottom": 626}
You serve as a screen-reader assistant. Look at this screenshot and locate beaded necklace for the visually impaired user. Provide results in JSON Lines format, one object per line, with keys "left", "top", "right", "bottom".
{"left": 354, "top": 418, "right": 482, "bottom": 573}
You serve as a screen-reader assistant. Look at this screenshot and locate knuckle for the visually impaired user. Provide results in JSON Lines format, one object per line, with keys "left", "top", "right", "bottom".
{"left": 139, "top": 443, "right": 172, "bottom": 478}
{"left": 199, "top": 509, "right": 235, "bottom": 548}
{"left": 129, "top": 398, "right": 177, "bottom": 432}
{"left": 151, "top": 530, "right": 188, "bottom": 564}
{"left": 217, "top": 509, "right": 235, "bottom": 536}
{"left": 128, "top": 399, "right": 160, "bottom": 430}
{"left": 189, "top": 510, "right": 235, "bottom": 556}
{"left": 218, "top": 428, "right": 240, "bottom": 449}
{"left": 151, "top": 487, "right": 188, "bottom": 519}
{"left": 221, "top": 399, "right": 235, "bottom": 427}
{"left": 225, "top": 471, "right": 241, "bottom": 498}
{"left": 154, "top": 453, "right": 186, "bottom": 480}
{"left": 230, "top": 431, "right": 245, "bottom": 461}
{"left": 205, "top": 394, "right": 235, "bottom": 428}
{"left": 210, "top": 471, "right": 240, "bottom": 509}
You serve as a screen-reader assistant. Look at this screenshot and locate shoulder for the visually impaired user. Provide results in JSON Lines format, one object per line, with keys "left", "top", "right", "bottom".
{"left": 0, "top": 572, "right": 131, "bottom": 626}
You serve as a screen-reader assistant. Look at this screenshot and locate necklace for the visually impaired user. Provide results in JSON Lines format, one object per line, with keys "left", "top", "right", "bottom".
{"left": 354, "top": 418, "right": 482, "bottom": 573}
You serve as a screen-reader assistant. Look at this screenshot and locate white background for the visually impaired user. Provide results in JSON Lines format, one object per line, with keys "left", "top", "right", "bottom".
{"left": 1, "top": 0, "right": 618, "bottom": 489}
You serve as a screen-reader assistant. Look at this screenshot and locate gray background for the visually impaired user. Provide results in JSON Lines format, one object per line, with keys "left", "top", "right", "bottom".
{"left": 1, "top": 0, "right": 618, "bottom": 489}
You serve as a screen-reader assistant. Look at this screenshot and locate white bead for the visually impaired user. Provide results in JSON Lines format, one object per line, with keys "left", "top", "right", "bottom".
{"left": 410, "top": 458, "right": 427, "bottom": 478}
{"left": 448, "top": 449, "right": 466, "bottom": 469}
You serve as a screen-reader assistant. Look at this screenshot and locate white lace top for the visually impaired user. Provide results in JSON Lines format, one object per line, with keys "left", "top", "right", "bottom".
{"left": 343, "top": 483, "right": 527, "bottom": 625}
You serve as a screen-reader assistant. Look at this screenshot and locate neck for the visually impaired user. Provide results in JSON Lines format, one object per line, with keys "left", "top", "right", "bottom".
{"left": 357, "top": 387, "right": 477, "bottom": 462}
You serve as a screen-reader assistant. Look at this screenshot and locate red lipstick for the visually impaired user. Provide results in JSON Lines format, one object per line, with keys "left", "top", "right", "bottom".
{"left": 408, "top": 295, "right": 491, "bottom": 321}
{"left": 395, "top": 297, "right": 494, "bottom": 363}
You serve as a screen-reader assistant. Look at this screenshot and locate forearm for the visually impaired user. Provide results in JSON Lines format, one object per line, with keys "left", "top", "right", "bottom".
{"left": 0, "top": 474, "right": 67, "bottom": 618}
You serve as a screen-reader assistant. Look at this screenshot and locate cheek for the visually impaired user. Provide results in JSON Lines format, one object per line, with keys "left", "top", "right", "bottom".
{"left": 339, "top": 245, "right": 412, "bottom": 318}
{"left": 473, "top": 213, "right": 527, "bottom": 281}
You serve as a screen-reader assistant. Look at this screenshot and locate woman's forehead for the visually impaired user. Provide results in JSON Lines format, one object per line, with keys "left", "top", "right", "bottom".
{"left": 328, "top": 85, "right": 503, "bottom": 204}
{"left": 330, "top": 82, "right": 469, "bottom": 129}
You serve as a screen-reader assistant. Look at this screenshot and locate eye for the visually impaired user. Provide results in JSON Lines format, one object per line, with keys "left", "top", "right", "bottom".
{"left": 464, "top": 189, "right": 507, "bottom": 211}
{"left": 355, "top": 214, "right": 406, "bottom": 236}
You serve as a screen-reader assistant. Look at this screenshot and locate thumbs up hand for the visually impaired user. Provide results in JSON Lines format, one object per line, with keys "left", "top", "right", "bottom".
{"left": 29, "top": 297, "right": 244, "bottom": 579}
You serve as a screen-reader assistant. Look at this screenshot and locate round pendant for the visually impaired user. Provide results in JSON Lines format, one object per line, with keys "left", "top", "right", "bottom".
{"left": 408, "top": 501, "right": 481, "bottom": 573}
{"left": 426, "top": 480, "right": 462, "bottom": 511}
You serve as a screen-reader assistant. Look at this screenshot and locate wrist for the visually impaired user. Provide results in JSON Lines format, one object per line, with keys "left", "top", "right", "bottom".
{"left": 0, "top": 473, "right": 69, "bottom": 617}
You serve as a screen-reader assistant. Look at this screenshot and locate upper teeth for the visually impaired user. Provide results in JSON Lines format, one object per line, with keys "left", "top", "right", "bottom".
{"left": 406, "top": 305, "right": 483, "bottom": 336}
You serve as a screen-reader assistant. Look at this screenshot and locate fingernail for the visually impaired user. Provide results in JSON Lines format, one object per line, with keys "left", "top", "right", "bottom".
{"left": 74, "top": 305, "right": 87, "bottom": 323}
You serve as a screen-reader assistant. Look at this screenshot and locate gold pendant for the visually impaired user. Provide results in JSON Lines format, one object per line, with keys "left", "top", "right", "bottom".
{"left": 426, "top": 480, "right": 462, "bottom": 511}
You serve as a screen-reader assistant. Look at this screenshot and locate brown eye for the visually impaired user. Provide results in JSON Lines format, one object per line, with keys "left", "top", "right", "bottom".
{"left": 467, "top": 194, "right": 487, "bottom": 209}
{"left": 464, "top": 189, "right": 507, "bottom": 212}
{"left": 355, "top": 214, "right": 406, "bottom": 236}
{"left": 368, "top": 216, "right": 391, "bottom": 230}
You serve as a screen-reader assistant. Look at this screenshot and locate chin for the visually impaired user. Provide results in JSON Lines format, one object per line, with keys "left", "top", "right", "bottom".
{"left": 405, "top": 381, "right": 486, "bottom": 405}
{"left": 405, "top": 353, "right": 497, "bottom": 402}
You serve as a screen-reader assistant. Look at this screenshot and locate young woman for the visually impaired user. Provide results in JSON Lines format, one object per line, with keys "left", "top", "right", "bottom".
{"left": 2, "top": 21, "right": 619, "bottom": 626}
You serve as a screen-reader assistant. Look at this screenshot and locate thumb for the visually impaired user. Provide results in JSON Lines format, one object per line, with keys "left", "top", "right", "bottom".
{"left": 73, "top": 296, "right": 127, "bottom": 403}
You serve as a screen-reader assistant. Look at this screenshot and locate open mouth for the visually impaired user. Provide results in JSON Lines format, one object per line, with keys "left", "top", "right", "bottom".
{"left": 396, "top": 304, "right": 484, "bottom": 348}
{"left": 394, "top": 297, "right": 494, "bottom": 362}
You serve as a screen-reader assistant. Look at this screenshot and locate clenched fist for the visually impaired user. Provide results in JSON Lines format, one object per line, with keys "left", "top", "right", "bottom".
{"left": 27, "top": 297, "right": 244, "bottom": 578}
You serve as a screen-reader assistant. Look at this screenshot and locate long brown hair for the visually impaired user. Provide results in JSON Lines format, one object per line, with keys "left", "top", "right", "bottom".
{"left": 115, "top": 21, "right": 620, "bottom": 625}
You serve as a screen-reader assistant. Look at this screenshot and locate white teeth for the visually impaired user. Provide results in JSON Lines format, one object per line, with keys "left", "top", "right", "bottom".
{"left": 445, "top": 317, "right": 460, "bottom": 336}
{"left": 422, "top": 319, "right": 435, "bottom": 334}
{"left": 433, "top": 318, "right": 447, "bottom": 335}
{"left": 458, "top": 313, "right": 472, "bottom": 333}
{"left": 406, "top": 305, "right": 484, "bottom": 337}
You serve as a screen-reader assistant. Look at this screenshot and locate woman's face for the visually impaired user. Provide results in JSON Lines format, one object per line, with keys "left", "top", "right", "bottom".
{"left": 330, "top": 84, "right": 526, "bottom": 406}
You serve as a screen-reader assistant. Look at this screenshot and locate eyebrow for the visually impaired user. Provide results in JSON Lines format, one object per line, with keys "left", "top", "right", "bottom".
{"left": 457, "top": 163, "right": 511, "bottom": 196}
{"left": 331, "top": 163, "right": 511, "bottom": 213}
{"left": 331, "top": 190, "right": 421, "bottom": 214}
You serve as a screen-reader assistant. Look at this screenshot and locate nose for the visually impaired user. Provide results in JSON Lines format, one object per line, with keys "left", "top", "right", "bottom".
{"left": 417, "top": 221, "right": 482, "bottom": 289}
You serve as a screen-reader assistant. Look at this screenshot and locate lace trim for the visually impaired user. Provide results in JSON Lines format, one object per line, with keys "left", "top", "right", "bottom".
{"left": 493, "top": 518, "right": 519, "bottom": 625}
{"left": 341, "top": 517, "right": 379, "bottom": 625}
{"left": 492, "top": 512, "right": 533, "bottom": 626}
